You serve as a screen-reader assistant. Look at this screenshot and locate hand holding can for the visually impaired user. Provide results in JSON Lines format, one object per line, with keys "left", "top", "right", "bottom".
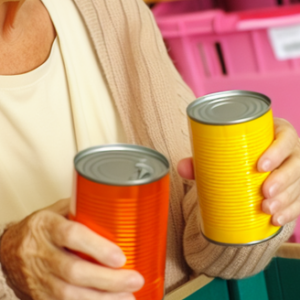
{"left": 187, "top": 90, "right": 282, "bottom": 246}
{"left": 69, "top": 144, "right": 170, "bottom": 300}
{"left": 0, "top": 199, "right": 144, "bottom": 300}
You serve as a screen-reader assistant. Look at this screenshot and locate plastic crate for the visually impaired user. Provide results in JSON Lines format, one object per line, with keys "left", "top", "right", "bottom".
{"left": 144, "top": 0, "right": 182, "bottom": 4}
{"left": 224, "top": 0, "right": 300, "bottom": 12}
{"left": 153, "top": 0, "right": 217, "bottom": 13}
{"left": 152, "top": 0, "right": 300, "bottom": 14}
{"left": 153, "top": 2, "right": 300, "bottom": 135}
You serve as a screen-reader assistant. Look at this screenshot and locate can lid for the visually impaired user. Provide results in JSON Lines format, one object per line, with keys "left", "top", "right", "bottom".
{"left": 187, "top": 90, "right": 271, "bottom": 125}
{"left": 74, "top": 144, "right": 169, "bottom": 186}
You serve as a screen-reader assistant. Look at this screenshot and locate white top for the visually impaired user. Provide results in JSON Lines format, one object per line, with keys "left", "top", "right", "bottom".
{"left": 0, "top": 0, "right": 125, "bottom": 223}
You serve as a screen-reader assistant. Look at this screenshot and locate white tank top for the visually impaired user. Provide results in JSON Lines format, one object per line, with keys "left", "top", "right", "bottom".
{"left": 0, "top": 0, "right": 125, "bottom": 223}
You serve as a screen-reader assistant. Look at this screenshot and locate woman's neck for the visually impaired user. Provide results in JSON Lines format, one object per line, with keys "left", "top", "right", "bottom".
{"left": 0, "top": 0, "right": 56, "bottom": 75}
{"left": 0, "top": 0, "right": 25, "bottom": 41}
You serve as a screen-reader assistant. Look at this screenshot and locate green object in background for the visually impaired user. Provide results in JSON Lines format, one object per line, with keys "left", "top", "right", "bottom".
{"left": 276, "top": 258, "right": 300, "bottom": 300}
{"left": 184, "top": 278, "right": 230, "bottom": 300}
{"left": 264, "top": 258, "right": 283, "bottom": 300}
{"left": 228, "top": 271, "right": 269, "bottom": 300}
{"left": 182, "top": 258, "right": 300, "bottom": 300}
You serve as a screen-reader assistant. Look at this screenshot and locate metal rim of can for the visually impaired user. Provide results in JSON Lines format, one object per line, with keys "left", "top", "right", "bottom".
{"left": 74, "top": 144, "right": 170, "bottom": 186}
{"left": 201, "top": 226, "right": 283, "bottom": 247}
{"left": 187, "top": 90, "right": 271, "bottom": 125}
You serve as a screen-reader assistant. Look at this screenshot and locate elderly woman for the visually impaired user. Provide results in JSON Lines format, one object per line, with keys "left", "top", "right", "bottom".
{"left": 0, "top": 0, "right": 300, "bottom": 299}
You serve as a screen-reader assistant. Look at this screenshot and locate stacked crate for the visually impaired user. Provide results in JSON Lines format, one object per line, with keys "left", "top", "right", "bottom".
{"left": 153, "top": 1, "right": 300, "bottom": 135}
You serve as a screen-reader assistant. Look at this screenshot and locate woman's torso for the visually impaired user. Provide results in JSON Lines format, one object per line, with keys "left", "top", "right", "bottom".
{"left": 0, "top": 0, "right": 126, "bottom": 223}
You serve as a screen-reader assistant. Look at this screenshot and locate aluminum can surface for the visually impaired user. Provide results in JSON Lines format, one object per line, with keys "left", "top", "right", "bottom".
{"left": 187, "top": 90, "right": 282, "bottom": 246}
{"left": 69, "top": 144, "right": 170, "bottom": 299}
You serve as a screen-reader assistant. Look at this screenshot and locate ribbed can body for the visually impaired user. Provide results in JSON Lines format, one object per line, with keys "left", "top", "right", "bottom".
{"left": 187, "top": 91, "right": 281, "bottom": 246}
{"left": 69, "top": 144, "right": 170, "bottom": 299}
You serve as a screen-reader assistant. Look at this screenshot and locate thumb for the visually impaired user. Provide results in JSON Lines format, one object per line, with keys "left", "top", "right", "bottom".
{"left": 177, "top": 157, "right": 195, "bottom": 180}
{"left": 43, "top": 198, "right": 70, "bottom": 216}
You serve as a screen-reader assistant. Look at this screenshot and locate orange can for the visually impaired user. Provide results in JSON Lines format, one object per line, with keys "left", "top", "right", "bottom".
{"left": 187, "top": 90, "right": 282, "bottom": 246}
{"left": 69, "top": 144, "right": 170, "bottom": 299}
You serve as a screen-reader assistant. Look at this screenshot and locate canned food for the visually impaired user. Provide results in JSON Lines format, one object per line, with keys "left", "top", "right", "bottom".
{"left": 69, "top": 144, "right": 170, "bottom": 299}
{"left": 187, "top": 90, "right": 282, "bottom": 246}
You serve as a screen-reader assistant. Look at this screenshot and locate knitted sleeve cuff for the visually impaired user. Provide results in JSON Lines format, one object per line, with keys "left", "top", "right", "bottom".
{"left": 183, "top": 184, "right": 296, "bottom": 279}
{"left": 0, "top": 224, "right": 20, "bottom": 300}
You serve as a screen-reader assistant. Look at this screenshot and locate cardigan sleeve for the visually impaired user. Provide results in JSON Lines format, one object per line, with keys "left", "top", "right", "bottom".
{"left": 182, "top": 183, "right": 295, "bottom": 279}
{"left": 0, "top": 224, "right": 20, "bottom": 300}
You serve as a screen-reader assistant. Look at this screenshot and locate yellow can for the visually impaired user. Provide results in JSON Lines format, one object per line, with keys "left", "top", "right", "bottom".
{"left": 187, "top": 90, "right": 282, "bottom": 246}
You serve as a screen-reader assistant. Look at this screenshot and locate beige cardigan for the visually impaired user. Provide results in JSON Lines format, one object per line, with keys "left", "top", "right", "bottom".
{"left": 0, "top": 0, "right": 294, "bottom": 298}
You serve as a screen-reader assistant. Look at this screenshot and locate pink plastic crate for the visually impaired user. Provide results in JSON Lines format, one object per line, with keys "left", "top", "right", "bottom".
{"left": 152, "top": 0, "right": 300, "bottom": 14}
{"left": 153, "top": 2, "right": 300, "bottom": 242}
{"left": 224, "top": 0, "right": 300, "bottom": 12}
{"left": 153, "top": 2, "right": 300, "bottom": 134}
{"left": 153, "top": 0, "right": 217, "bottom": 14}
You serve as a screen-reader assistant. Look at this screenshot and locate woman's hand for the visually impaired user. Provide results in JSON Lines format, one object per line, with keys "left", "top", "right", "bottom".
{"left": 177, "top": 117, "right": 300, "bottom": 227}
{"left": 258, "top": 118, "right": 300, "bottom": 226}
{"left": 0, "top": 199, "right": 144, "bottom": 300}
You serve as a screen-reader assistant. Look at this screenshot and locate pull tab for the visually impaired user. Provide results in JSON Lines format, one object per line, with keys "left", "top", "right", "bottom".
{"left": 130, "top": 161, "right": 153, "bottom": 181}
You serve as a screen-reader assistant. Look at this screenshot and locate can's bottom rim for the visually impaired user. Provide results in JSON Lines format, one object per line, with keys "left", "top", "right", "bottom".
{"left": 202, "top": 226, "right": 283, "bottom": 247}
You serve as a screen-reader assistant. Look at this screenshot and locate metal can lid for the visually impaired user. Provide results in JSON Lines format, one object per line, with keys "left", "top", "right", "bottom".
{"left": 187, "top": 90, "right": 271, "bottom": 125}
{"left": 74, "top": 144, "right": 169, "bottom": 186}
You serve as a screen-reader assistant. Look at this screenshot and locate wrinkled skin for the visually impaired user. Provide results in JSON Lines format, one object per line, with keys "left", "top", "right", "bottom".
{"left": 178, "top": 118, "right": 300, "bottom": 227}
{"left": 0, "top": 199, "right": 144, "bottom": 300}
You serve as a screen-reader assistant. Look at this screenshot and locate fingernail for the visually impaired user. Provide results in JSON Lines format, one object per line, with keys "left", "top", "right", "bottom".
{"left": 127, "top": 274, "right": 145, "bottom": 291}
{"left": 261, "top": 159, "right": 271, "bottom": 172}
{"left": 111, "top": 252, "right": 126, "bottom": 267}
{"left": 268, "top": 201, "right": 279, "bottom": 215}
{"left": 269, "top": 183, "right": 279, "bottom": 198}
{"left": 277, "top": 216, "right": 285, "bottom": 226}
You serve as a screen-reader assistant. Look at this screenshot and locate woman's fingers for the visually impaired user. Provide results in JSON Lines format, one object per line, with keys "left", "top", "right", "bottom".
{"left": 49, "top": 217, "right": 144, "bottom": 292}
{"left": 258, "top": 118, "right": 300, "bottom": 226}
{"left": 262, "top": 146, "right": 300, "bottom": 198}
{"left": 0, "top": 205, "right": 144, "bottom": 299}
{"left": 51, "top": 219, "right": 126, "bottom": 268}
{"left": 49, "top": 248, "right": 144, "bottom": 293}
{"left": 177, "top": 157, "right": 194, "bottom": 180}
{"left": 272, "top": 196, "right": 300, "bottom": 227}
{"left": 262, "top": 179, "right": 300, "bottom": 226}
{"left": 46, "top": 273, "right": 136, "bottom": 300}
{"left": 257, "top": 118, "right": 298, "bottom": 172}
